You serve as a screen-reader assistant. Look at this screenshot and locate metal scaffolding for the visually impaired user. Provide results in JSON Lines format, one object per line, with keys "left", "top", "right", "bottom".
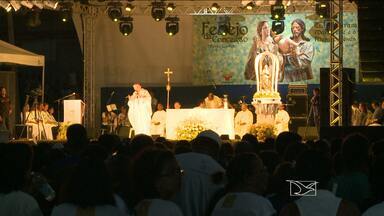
{"left": 329, "top": 0, "right": 343, "bottom": 126}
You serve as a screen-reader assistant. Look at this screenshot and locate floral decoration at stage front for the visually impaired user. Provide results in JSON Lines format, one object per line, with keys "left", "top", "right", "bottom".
{"left": 176, "top": 118, "right": 207, "bottom": 141}
{"left": 57, "top": 122, "right": 72, "bottom": 140}
{"left": 250, "top": 123, "right": 277, "bottom": 142}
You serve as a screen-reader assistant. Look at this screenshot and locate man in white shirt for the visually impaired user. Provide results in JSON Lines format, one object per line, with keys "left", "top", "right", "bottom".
{"left": 151, "top": 103, "right": 166, "bottom": 137}
{"left": 234, "top": 104, "right": 254, "bottom": 138}
{"left": 128, "top": 83, "right": 152, "bottom": 135}
{"left": 204, "top": 93, "right": 223, "bottom": 109}
{"left": 275, "top": 104, "right": 290, "bottom": 135}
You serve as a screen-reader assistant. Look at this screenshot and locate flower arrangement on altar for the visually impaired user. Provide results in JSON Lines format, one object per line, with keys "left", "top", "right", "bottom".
{"left": 176, "top": 118, "right": 207, "bottom": 141}
{"left": 56, "top": 122, "right": 72, "bottom": 140}
{"left": 250, "top": 123, "right": 277, "bottom": 142}
{"left": 253, "top": 91, "right": 281, "bottom": 99}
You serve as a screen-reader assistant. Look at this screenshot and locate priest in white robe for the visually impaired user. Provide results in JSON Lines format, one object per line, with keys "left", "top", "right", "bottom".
{"left": 275, "top": 104, "right": 290, "bottom": 135}
{"left": 128, "top": 83, "right": 152, "bottom": 135}
{"left": 204, "top": 93, "right": 223, "bottom": 109}
{"left": 234, "top": 104, "right": 254, "bottom": 138}
{"left": 151, "top": 103, "right": 166, "bottom": 137}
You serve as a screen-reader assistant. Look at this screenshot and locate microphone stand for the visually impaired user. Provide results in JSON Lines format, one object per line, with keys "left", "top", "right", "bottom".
{"left": 54, "top": 93, "right": 76, "bottom": 122}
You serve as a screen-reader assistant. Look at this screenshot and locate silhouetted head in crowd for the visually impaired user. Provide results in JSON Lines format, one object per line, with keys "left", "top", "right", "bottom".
{"left": 61, "top": 146, "right": 115, "bottom": 207}
{"left": 283, "top": 142, "right": 308, "bottom": 163}
{"left": 270, "top": 161, "right": 295, "bottom": 195}
{"left": 175, "top": 140, "right": 192, "bottom": 154}
{"left": 312, "top": 139, "right": 331, "bottom": 156}
{"left": 259, "top": 150, "right": 280, "bottom": 176}
{"left": 275, "top": 132, "right": 302, "bottom": 159}
{"left": 371, "top": 154, "right": 384, "bottom": 202}
{"left": 341, "top": 133, "right": 370, "bottom": 173}
{"left": 295, "top": 150, "right": 332, "bottom": 189}
{"left": 130, "top": 134, "right": 154, "bottom": 159}
{"left": 226, "top": 153, "right": 268, "bottom": 195}
{"left": 0, "top": 143, "right": 33, "bottom": 194}
{"left": 218, "top": 142, "right": 235, "bottom": 168}
{"left": 242, "top": 133, "right": 259, "bottom": 149}
{"left": 371, "top": 139, "right": 384, "bottom": 159}
{"left": 98, "top": 134, "right": 121, "bottom": 156}
{"left": 66, "top": 124, "right": 88, "bottom": 155}
{"left": 134, "top": 149, "right": 182, "bottom": 201}
{"left": 191, "top": 136, "right": 220, "bottom": 159}
{"left": 235, "top": 141, "right": 258, "bottom": 155}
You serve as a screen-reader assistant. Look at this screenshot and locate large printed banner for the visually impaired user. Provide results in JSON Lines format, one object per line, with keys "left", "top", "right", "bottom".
{"left": 192, "top": 13, "right": 359, "bottom": 85}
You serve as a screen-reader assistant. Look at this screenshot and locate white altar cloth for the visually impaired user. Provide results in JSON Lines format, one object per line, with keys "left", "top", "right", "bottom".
{"left": 166, "top": 109, "right": 235, "bottom": 140}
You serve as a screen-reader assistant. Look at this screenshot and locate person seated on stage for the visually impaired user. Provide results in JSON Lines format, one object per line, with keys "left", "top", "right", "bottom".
{"left": 234, "top": 104, "right": 254, "bottom": 138}
{"left": 357, "top": 103, "right": 372, "bottom": 126}
{"left": 20, "top": 104, "right": 30, "bottom": 124}
{"left": 151, "top": 103, "right": 166, "bottom": 137}
{"left": 275, "top": 104, "right": 290, "bottom": 135}
{"left": 351, "top": 102, "right": 360, "bottom": 126}
{"left": 370, "top": 101, "right": 383, "bottom": 125}
{"left": 194, "top": 100, "right": 205, "bottom": 109}
{"left": 101, "top": 111, "right": 117, "bottom": 134}
{"left": 174, "top": 101, "right": 182, "bottom": 109}
{"left": 204, "top": 93, "right": 223, "bottom": 109}
{"left": 117, "top": 106, "right": 131, "bottom": 127}
{"left": 26, "top": 103, "right": 44, "bottom": 140}
{"left": 211, "top": 153, "right": 275, "bottom": 216}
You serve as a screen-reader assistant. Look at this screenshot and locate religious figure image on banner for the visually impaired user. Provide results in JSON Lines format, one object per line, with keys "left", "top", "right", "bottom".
{"left": 244, "top": 20, "right": 280, "bottom": 81}
{"left": 127, "top": 83, "right": 152, "bottom": 135}
{"left": 279, "top": 19, "right": 314, "bottom": 82}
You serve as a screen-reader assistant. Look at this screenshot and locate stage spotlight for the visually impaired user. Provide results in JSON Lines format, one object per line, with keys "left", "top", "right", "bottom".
{"left": 120, "top": 17, "right": 133, "bottom": 36}
{"left": 211, "top": 3, "right": 219, "bottom": 12}
{"left": 21, "top": 1, "right": 34, "bottom": 9}
{"left": 107, "top": 2, "right": 122, "bottom": 22}
{"left": 167, "top": 3, "right": 175, "bottom": 12}
{"left": 272, "top": 20, "right": 285, "bottom": 34}
{"left": 271, "top": 4, "right": 285, "bottom": 20}
{"left": 246, "top": 2, "right": 254, "bottom": 10}
{"left": 44, "top": 1, "right": 59, "bottom": 9}
{"left": 0, "top": 1, "right": 12, "bottom": 12}
{"left": 151, "top": 1, "right": 165, "bottom": 22}
{"left": 59, "top": 2, "right": 72, "bottom": 22}
{"left": 165, "top": 16, "right": 179, "bottom": 36}
{"left": 125, "top": 3, "right": 134, "bottom": 12}
{"left": 316, "top": 1, "right": 330, "bottom": 19}
{"left": 32, "top": 0, "right": 44, "bottom": 9}
{"left": 10, "top": 0, "right": 21, "bottom": 11}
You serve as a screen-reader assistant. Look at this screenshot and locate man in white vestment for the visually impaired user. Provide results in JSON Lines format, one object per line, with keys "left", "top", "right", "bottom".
{"left": 204, "top": 93, "right": 223, "bottom": 109}
{"left": 151, "top": 103, "right": 166, "bottom": 137}
{"left": 234, "top": 104, "right": 254, "bottom": 138}
{"left": 275, "top": 104, "right": 290, "bottom": 135}
{"left": 127, "top": 83, "right": 152, "bottom": 135}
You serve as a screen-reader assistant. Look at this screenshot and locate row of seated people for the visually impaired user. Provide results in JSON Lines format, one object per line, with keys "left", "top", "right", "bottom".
{"left": 1, "top": 126, "right": 384, "bottom": 216}
{"left": 21, "top": 103, "right": 58, "bottom": 140}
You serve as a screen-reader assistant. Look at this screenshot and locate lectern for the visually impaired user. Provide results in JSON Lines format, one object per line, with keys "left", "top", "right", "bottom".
{"left": 64, "top": 99, "right": 84, "bottom": 124}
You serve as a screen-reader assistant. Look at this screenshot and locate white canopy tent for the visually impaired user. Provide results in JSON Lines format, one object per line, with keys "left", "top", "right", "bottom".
{"left": 0, "top": 40, "right": 45, "bottom": 102}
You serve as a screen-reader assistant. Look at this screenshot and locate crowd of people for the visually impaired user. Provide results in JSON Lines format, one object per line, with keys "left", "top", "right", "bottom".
{"left": 351, "top": 101, "right": 384, "bottom": 126}
{"left": 1, "top": 124, "right": 384, "bottom": 215}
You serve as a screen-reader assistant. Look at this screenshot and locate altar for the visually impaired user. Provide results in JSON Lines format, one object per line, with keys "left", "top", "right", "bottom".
{"left": 166, "top": 109, "right": 235, "bottom": 140}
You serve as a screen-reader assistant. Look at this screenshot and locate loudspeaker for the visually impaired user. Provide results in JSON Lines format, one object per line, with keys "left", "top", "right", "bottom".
{"left": 289, "top": 117, "right": 307, "bottom": 133}
{"left": 287, "top": 95, "right": 308, "bottom": 117}
{"left": 297, "top": 126, "right": 319, "bottom": 141}
{"left": 320, "top": 68, "right": 355, "bottom": 127}
{"left": 15, "top": 124, "right": 32, "bottom": 139}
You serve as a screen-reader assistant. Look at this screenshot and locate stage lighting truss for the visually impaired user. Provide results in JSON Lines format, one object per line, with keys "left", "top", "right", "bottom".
{"left": 9, "top": 0, "right": 21, "bottom": 11}
{"left": 108, "top": 2, "right": 123, "bottom": 22}
{"left": 44, "top": 0, "right": 59, "bottom": 9}
{"left": 0, "top": 1, "right": 12, "bottom": 12}
{"left": 316, "top": 1, "right": 330, "bottom": 19}
{"left": 20, "top": 1, "right": 34, "bottom": 9}
{"left": 151, "top": 1, "right": 166, "bottom": 22}
{"left": 272, "top": 20, "right": 285, "bottom": 34}
{"left": 119, "top": 16, "right": 133, "bottom": 36}
{"left": 271, "top": 3, "right": 285, "bottom": 20}
{"left": 165, "top": 16, "right": 179, "bottom": 36}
